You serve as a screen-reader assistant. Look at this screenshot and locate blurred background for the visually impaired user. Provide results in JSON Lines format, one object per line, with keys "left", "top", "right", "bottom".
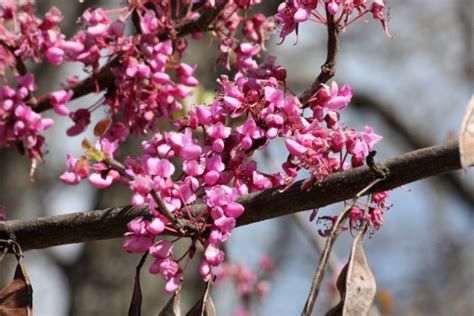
{"left": 0, "top": 0, "right": 472, "bottom": 315}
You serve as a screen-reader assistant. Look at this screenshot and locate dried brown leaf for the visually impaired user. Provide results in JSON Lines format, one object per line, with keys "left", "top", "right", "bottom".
{"left": 158, "top": 290, "right": 182, "bottom": 316}
{"left": 186, "top": 281, "right": 216, "bottom": 316}
{"left": 128, "top": 252, "right": 148, "bottom": 316}
{"left": 0, "top": 259, "right": 33, "bottom": 316}
{"left": 325, "top": 230, "right": 376, "bottom": 316}
{"left": 93, "top": 118, "right": 112, "bottom": 137}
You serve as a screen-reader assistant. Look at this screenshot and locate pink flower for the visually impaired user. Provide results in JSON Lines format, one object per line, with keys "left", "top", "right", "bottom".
{"left": 199, "top": 260, "right": 212, "bottom": 280}
{"left": 235, "top": 43, "right": 260, "bottom": 70}
{"left": 59, "top": 154, "right": 88, "bottom": 185}
{"left": 127, "top": 217, "right": 148, "bottom": 235}
{"left": 327, "top": 0, "right": 339, "bottom": 15}
{"left": 150, "top": 240, "right": 173, "bottom": 259}
{"left": 224, "top": 202, "right": 244, "bottom": 218}
{"left": 123, "top": 236, "right": 153, "bottom": 253}
{"left": 177, "top": 63, "right": 198, "bottom": 87}
{"left": 67, "top": 109, "right": 91, "bottom": 136}
{"left": 164, "top": 276, "right": 181, "bottom": 293}
{"left": 46, "top": 47, "right": 64, "bottom": 65}
{"left": 373, "top": 191, "right": 389, "bottom": 204}
{"left": 204, "top": 244, "right": 225, "bottom": 266}
{"left": 196, "top": 105, "right": 212, "bottom": 125}
{"left": 50, "top": 90, "right": 73, "bottom": 116}
{"left": 312, "top": 82, "right": 353, "bottom": 111}
{"left": 285, "top": 138, "right": 306, "bottom": 156}
{"left": 146, "top": 216, "right": 167, "bottom": 235}
{"left": 236, "top": 117, "right": 264, "bottom": 150}
{"left": 361, "top": 126, "right": 383, "bottom": 150}
{"left": 149, "top": 258, "right": 179, "bottom": 279}
{"left": 88, "top": 169, "right": 119, "bottom": 188}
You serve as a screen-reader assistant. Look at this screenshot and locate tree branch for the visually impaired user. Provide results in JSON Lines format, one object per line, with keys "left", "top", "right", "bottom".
{"left": 352, "top": 93, "right": 474, "bottom": 208}
{"left": 298, "top": 8, "right": 339, "bottom": 106}
{"left": 32, "top": 2, "right": 228, "bottom": 113}
{"left": 0, "top": 141, "right": 464, "bottom": 251}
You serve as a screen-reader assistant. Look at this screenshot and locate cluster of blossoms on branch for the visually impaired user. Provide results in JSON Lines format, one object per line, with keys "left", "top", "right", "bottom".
{"left": 275, "top": 0, "right": 390, "bottom": 43}
{"left": 0, "top": 0, "right": 391, "bottom": 293}
{"left": 214, "top": 256, "right": 276, "bottom": 315}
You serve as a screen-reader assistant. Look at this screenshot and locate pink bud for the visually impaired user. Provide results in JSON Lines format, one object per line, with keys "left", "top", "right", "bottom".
{"left": 165, "top": 276, "right": 181, "bottom": 293}
{"left": 285, "top": 139, "right": 306, "bottom": 156}
{"left": 294, "top": 7, "right": 308, "bottom": 22}
{"left": 147, "top": 217, "right": 166, "bottom": 235}
{"left": 204, "top": 170, "right": 220, "bottom": 185}
{"left": 46, "top": 47, "right": 64, "bottom": 65}
{"left": 224, "top": 202, "right": 244, "bottom": 218}
{"left": 123, "top": 236, "right": 153, "bottom": 253}
{"left": 196, "top": 105, "right": 212, "bottom": 124}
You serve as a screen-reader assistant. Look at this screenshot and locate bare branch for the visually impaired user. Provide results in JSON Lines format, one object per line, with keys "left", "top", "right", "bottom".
{"left": 0, "top": 141, "right": 463, "bottom": 251}
{"left": 298, "top": 8, "right": 339, "bottom": 106}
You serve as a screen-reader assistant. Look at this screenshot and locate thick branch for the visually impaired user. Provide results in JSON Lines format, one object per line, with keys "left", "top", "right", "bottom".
{"left": 32, "top": 3, "right": 227, "bottom": 113}
{"left": 0, "top": 141, "right": 463, "bottom": 251}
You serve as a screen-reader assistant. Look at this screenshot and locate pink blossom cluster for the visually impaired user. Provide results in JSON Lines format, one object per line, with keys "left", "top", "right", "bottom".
{"left": 348, "top": 190, "right": 390, "bottom": 231}
{"left": 317, "top": 190, "right": 390, "bottom": 236}
{"left": 0, "top": 1, "right": 200, "bottom": 161}
{"left": 60, "top": 51, "right": 384, "bottom": 291}
{"left": 124, "top": 217, "right": 181, "bottom": 292}
{"left": 0, "top": 73, "right": 51, "bottom": 162}
{"left": 210, "top": 1, "right": 276, "bottom": 70}
{"left": 0, "top": 0, "right": 391, "bottom": 294}
{"left": 0, "top": 2, "right": 64, "bottom": 66}
{"left": 215, "top": 256, "right": 275, "bottom": 315}
{"left": 275, "top": 0, "right": 390, "bottom": 43}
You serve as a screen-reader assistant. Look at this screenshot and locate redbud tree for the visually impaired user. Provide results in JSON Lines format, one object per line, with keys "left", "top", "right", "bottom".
{"left": 0, "top": 1, "right": 468, "bottom": 315}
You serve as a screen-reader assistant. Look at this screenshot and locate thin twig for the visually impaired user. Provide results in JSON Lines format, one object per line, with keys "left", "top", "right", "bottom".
{"left": 301, "top": 178, "right": 383, "bottom": 316}
{"left": 0, "top": 41, "right": 28, "bottom": 76}
{"left": 291, "top": 214, "right": 339, "bottom": 274}
{"left": 298, "top": 7, "right": 340, "bottom": 106}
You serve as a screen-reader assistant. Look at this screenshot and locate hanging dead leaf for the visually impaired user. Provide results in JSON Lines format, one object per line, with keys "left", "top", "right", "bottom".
{"left": 158, "top": 290, "right": 182, "bottom": 316}
{"left": 0, "top": 244, "right": 33, "bottom": 316}
{"left": 460, "top": 95, "right": 474, "bottom": 168}
{"left": 128, "top": 252, "right": 148, "bottom": 316}
{"left": 186, "top": 280, "right": 216, "bottom": 316}
{"left": 325, "top": 230, "right": 376, "bottom": 316}
{"left": 93, "top": 118, "right": 112, "bottom": 137}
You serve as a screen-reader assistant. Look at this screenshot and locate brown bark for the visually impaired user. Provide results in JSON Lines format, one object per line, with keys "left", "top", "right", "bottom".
{"left": 0, "top": 141, "right": 463, "bottom": 251}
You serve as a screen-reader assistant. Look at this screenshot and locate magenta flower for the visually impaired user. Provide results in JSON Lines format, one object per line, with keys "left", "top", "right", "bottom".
{"left": 164, "top": 276, "right": 181, "bottom": 293}
{"left": 67, "top": 109, "right": 91, "bottom": 136}
{"left": 150, "top": 240, "right": 173, "bottom": 259}
{"left": 50, "top": 90, "right": 73, "bottom": 116}
{"left": 59, "top": 154, "right": 88, "bottom": 185}
{"left": 285, "top": 138, "right": 306, "bottom": 156}
{"left": 45, "top": 46, "right": 64, "bottom": 65}
{"left": 123, "top": 236, "right": 153, "bottom": 253}
{"left": 204, "top": 244, "right": 225, "bottom": 266}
